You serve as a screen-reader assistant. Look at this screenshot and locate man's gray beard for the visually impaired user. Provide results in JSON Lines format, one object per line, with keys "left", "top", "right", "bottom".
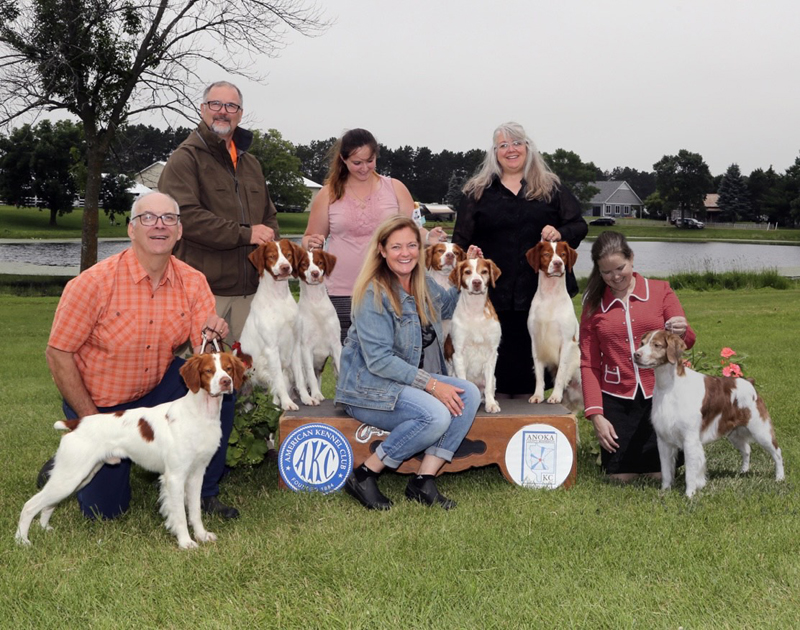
{"left": 211, "top": 120, "right": 232, "bottom": 136}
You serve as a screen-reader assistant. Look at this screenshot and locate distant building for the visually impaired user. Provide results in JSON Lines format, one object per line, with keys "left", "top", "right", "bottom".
{"left": 134, "top": 161, "right": 167, "bottom": 191}
{"left": 703, "top": 193, "right": 720, "bottom": 222}
{"left": 302, "top": 177, "right": 323, "bottom": 212}
{"left": 586, "top": 181, "right": 644, "bottom": 219}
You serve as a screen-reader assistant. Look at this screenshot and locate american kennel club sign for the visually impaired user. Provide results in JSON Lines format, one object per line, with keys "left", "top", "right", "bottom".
{"left": 504, "top": 424, "right": 573, "bottom": 488}
{"left": 279, "top": 423, "right": 353, "bottom": 493}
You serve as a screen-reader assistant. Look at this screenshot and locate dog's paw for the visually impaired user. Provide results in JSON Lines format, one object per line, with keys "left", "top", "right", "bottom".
{"left": 281, "top": 399, "right": 299, "bottom": 411}
{"left": 14, "top": 533, "right": 31, "bottom": 546}
{"left": 179, "top": 538, "right": 199, "bottom": 550}
{"left": 528, "top": 394, "right": 543, "bottom": 404}
{"left": 484, "top": 401, "right": 501, "bottom": 414}
{"left": 546, "top": 393, "right": 563, "bottom": 404}
{"left": 299, "top": 394, "right": 319, "bottom": 406}
{"left": 196, "top": 531, "right": 217, "bottom": 544}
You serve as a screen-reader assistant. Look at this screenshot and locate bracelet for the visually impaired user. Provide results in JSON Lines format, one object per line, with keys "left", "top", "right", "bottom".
{"left": 428, "top": 379, "right": 438, "bottom": 394}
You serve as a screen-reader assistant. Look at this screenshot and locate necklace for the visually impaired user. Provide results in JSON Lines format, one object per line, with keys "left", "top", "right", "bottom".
{"left": 347, "top": 177, "right": 376, "bottom": 209}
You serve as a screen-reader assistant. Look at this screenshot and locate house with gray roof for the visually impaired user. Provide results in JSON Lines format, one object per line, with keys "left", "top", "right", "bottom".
{"left": 586, "top": 181, "right": 644, "bottom": 219}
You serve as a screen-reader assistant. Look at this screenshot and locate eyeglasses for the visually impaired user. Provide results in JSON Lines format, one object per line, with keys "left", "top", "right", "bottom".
{"left": 204, "top": 100, "right": 242, "bottom": 114}
{"left": 496, "top": 140, "right": 526, "bottom": 151}
{"left": 132, "top": 212, "right": 181, "bottom": 226}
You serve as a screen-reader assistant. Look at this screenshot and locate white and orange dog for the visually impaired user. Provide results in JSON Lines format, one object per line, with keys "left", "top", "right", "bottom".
{"left": 426, "top": 242, "right": 466, "bottom": 290}
{"left": 239, "top": 239, "right": 305, "bottom": 411}
{"left": 293, "top": 248, "right": 341, "bottom": 405}
{"left": 525, "top": 241, "right": 582, "bottom": 411}
{"left": 445, "top": 258, "right": 503, "bottom": 413}
{"left": 634, "top": 330, "right": 784, "bottom": 497}
{"left": 16, "top": 353, "right": 244, "bottom": 549}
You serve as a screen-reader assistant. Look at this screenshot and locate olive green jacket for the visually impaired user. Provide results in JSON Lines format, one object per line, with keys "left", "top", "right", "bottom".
{"left": 158, "top": 122, "right": 279, "bottom": 296}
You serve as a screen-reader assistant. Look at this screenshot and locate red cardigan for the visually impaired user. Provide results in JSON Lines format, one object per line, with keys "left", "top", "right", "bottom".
{"left": 579, "top": 274, "right": 696, "bottom": 417}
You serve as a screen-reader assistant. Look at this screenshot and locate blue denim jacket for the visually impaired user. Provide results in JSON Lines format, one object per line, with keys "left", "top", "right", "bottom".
{"left": 335, "top": 276, "right": 458, "bottom": 411}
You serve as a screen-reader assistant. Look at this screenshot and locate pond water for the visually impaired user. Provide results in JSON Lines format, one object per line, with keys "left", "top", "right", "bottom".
{"left": 1, "top": 239, "right": 799, "bottom": 277}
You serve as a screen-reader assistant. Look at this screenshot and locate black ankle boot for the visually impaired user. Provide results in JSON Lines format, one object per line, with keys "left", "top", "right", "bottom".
{"left": 344, "top": 467, "right": 392, "bottom": 510}
{"left": 405, "top": 475, "right": 456, "bottom": 510}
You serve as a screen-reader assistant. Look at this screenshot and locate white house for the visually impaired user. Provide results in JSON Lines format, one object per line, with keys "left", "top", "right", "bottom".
{"left": 586, "top": 181, "right": 644, "bottom": 219}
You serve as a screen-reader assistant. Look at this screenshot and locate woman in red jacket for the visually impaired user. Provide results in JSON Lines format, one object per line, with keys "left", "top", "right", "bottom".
{"left": 580, "top": 231, "right": 696, "bottom": 482}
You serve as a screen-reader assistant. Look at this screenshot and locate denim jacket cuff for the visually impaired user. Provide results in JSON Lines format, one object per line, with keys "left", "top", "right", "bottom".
{"left": 412, "top": 369, "right": 431, "bottom": 390}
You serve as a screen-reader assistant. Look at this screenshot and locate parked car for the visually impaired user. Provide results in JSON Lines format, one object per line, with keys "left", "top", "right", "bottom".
{"left": 678, "top": 217, "right": 705, "bottom": 229}
{"left": 589, "top": 217, "right": 616, "bottom": 226}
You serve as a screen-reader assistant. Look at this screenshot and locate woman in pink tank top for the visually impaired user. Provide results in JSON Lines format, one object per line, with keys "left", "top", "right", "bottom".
{"left": 302, "top": 128, "right": 446, "bottom": 342}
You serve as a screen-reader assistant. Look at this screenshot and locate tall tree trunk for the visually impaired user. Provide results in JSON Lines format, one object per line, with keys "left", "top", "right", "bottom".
{"left": 80, "top": 144, "right": 106, "bottom": 272}
{"left": 49, "top": 208, "right": 57, "bottom": 226}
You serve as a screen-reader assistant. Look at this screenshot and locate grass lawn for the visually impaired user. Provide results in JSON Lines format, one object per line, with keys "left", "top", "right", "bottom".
{"left": 2, "top": 286, "right": 799, "bottom": 628}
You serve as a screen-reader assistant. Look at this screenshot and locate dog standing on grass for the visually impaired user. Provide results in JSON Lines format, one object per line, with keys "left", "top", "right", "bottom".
{"left": 16, "top": 353, "right": 245, "bottom": 549}
{"left": 634, "top": 329, "right": 784, "bottom": 497}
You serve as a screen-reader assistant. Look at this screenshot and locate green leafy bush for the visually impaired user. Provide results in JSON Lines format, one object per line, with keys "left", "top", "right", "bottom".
{"left": 227, "top": 384, "right": 282, "bottom": 468}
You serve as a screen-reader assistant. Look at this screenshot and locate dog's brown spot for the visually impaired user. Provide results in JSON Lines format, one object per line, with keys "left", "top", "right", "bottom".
{"left": 113, "top": 410, "right": 124, "bottom": 417}
{"left": 61, "top": 418, "right": 82, "bottom": 432}
{"left": 700, "top": 376, "right": 751, "bottom": 435}
{"left": 138, "top": 418, "right": 155, "bottom": 442}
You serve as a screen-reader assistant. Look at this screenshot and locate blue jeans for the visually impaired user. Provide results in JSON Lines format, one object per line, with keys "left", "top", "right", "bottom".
{"left": 343, "top": 374, "right": 480, "bottom": 468}
{"left": 63, "top": 358, "right": 235, "bottom": 520}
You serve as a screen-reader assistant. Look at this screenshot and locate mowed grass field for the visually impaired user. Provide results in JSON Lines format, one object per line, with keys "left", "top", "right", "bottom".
{"left": 2, "top": 284, "right": 799, "bottom": 629}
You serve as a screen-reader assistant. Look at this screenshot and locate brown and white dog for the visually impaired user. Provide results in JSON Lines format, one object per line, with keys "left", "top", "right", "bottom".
{"left": 525, "top": 241, "right": 582, "bottom": 411}
{"left": 634, "top": 330, "right": 784, "bottom": 497}
{"left": 426, "top": 242, "right": 466, "bottom": 340}
{"left": 426, "top": 242, "right": 466, "bottom": 289}
{"left": 239, "top": 239, "right": 304, "bottom": 411}
{"left": 445, "top": 258, "right": 503, "bottom": 413}
{"left": 293, "top": 248, "right": 341, "bottom": 405}
{"left": 16, "top": 353, "right": 245, "bottom": 549}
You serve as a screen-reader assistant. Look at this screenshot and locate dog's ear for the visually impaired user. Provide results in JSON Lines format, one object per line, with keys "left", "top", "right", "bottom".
{"left": 289, "top": 241, "right": 306, "bottom": 275}
{"left": 425, "top": 245, "right": 436, "bottom": 270}
{"left": 452, "top": 243, "right": 466, "bottom": 263}
{"left": 565, "top": 244, "right": 578, "bottom": 271}
{"left": 321, "top": 251, "right": 337, "bottom": 276}
{"left": 525, "top": 245, "right": 541, "bottom": 273}
{"left": 180, "top": 355, "right": 205, "bottom": 394}
{"left": 449, "top": 261, "right": 464, "bottom": 290}
{"left": 224, "top": 353, "right": 246, "bottom": 391}
{"left": 248, "top": 244, "right": 267, "bottom": 276}
{"left": 488, "top": 259, "right": 502, "bottom": 287}
{"left": 666, "top": 332, "right": 687, "bottom": 366}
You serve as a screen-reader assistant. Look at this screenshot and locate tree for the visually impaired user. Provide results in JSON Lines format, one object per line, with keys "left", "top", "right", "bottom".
{"left": 643, "top": 191, "right": 671, "bottom": 220}
{"left": 0, "top": 124, "right": 36, "bottom": 206}
{"left": 101, "top": 172, "right": 134, "bottom": 224}
{"left": 295, "top": 137, "right": 336, "bottom": 186}
{"left": 0, "top": 0, "right": 326, "bottom": 271}
{"left": 653, "top": 150, "right": 713, "bottom": 220}
{"left": 444, "top": 172, "right": 465, "bottom": 207}
{"left": 108, "top": 124, "right": 192, "bottom": 175}
{"left": 747, "top": 166, "right": 781, "bottom": 222}
{"left": 249, "top": 129, "right": 311, "bottom": 210}
{"left": 542, "top": 148, "right": 602, "bottom": 204}
{"left": 716, "top": 163, "right": 751, "bottom": 223}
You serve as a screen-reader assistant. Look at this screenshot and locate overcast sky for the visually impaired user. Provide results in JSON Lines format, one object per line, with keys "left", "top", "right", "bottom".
{"left": 172, "top": 1, "right": 798, "bottom": 176}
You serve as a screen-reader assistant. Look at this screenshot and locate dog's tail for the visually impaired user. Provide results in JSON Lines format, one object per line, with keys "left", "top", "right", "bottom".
{"left": 54, "top": 419, "right": 81, "bottom": 432}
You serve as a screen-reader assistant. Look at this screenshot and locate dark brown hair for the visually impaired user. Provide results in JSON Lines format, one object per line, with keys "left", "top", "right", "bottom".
{"left": 325, "top": 128, "right": 380, "bottom": 202}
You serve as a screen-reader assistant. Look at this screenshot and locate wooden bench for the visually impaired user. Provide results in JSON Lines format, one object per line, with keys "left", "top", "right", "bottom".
{"left": 279, "top": 398, "right": 577, "bottom": 489}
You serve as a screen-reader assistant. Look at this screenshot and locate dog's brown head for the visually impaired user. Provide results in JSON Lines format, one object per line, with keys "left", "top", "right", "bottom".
{"left": 448, "top": 257, "right": 501, "bottom": 293}
{"left": 525, "top": 241, "right": 578, "bottom": 275}
{"left": 634, "top": 329, "right": 688, "bottom": 376}
{"left": 426, "top": 242, "right": 466, "bottom": 272}
{"left": 248, "top": 240, "right": 304, "bottom": 280}
{"left": 181, "top": 352, "right": 245, "bottom": 395}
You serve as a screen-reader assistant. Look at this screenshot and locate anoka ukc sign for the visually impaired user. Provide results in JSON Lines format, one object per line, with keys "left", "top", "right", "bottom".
{"left": 279, "top": 423, "right": 353, "bottom": 493}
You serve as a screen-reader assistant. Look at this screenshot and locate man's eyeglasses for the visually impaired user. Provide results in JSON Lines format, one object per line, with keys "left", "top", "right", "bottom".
{"left": 132, "top": 212, "right": 181, "bottom": 227}
{"left": 204, "top": 100, "right": 242, "bottom": 114}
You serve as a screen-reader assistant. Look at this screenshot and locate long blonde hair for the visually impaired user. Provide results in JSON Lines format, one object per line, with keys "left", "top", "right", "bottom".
{"left": 462, "top": 121, "right": 560, "bottom": 202}
{"left": 351, "top": 215, "right": 436, "bottom": 325}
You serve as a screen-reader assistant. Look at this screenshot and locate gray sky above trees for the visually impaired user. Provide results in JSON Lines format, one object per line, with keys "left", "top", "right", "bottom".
{"left": 62, "top": 0, "right": 800, "bottom": 176}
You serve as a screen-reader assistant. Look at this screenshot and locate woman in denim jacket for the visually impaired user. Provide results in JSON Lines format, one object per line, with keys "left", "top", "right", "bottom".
{"left": 335, "top": 215, "right": 480, "bottom": 510}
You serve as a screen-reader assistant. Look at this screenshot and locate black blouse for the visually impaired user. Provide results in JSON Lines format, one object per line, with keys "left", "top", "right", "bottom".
{"left": 453, "top": 178, "right": 588, "bottom": 311}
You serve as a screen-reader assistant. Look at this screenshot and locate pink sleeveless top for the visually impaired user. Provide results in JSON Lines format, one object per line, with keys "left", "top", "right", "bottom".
{"left": 326, "top": 174, "right": 401, "bottom": 296}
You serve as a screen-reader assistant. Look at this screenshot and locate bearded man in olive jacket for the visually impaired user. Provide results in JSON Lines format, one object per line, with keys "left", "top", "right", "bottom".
{"left": 158, "top": 81, "right": 280, "bottom": 342}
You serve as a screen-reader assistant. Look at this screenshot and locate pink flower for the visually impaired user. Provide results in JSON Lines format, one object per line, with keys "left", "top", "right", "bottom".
{"left": 722, "top": 363, "right": 743, "bottom": 378}
{"left": 720, "top": 347, "right": 736, "bottom": 359}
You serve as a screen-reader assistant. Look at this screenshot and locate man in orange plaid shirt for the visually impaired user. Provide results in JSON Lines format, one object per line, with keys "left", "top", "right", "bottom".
{"left": 41, "top": 192, "right": 240, "bottom": 520}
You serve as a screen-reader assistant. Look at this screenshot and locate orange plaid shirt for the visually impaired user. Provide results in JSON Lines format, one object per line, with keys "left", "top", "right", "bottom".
{"left": 48, "top": 248, "right": 216, "bottom": 407}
